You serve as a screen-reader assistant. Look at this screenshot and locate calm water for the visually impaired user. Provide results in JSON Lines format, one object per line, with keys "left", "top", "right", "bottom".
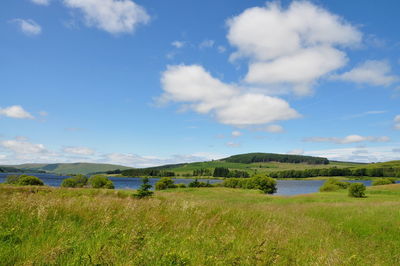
{"left": 0, "top": 173, "right": 379, "bottom": 196}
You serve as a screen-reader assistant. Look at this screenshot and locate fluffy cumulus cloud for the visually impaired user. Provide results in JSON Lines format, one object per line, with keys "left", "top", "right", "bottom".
{"left": 306, "top": 146, "right": 400, "bottom": 163}
{"left": 12, "top": 19, "right": 42, "bottom": 36}
{"left": 262, "top": 124, "right": 284, "bottom": 133}
{"left": 1, "top": 139, "right": 47, "bottom": 154}
{"left": 31, "top": 0, "right": 50, "bottom": 5}
{"left": 63, "top": 146, "right": 95, "bottom": 155}
{"left": 0, "top": 105, "right": 34, "bottom": 119}
{"left": 394, "top": 115, "right": 400, "bottom": 130}
{"left": 199, "top": 39, "right": 215, "bottom": 49}
{"left": 101, "top": 152, "right": 224, "bottom": 168}
{"left": 333, "top": 60, "right": 399, "bottom": 86}
{"left": 63, "top": 0, "right": 150, "bottom": 34}
{"left": 227, "top": 1, "right": 362, "bottom": 95}
{"left": 160, "top": 65, "right": 300, "bottom": 126}
{"left": 304, "top": 134, "right": 390, "bottom": 144}
{"left": 231, "top": 131, "right": 242, "bottom": 137}
{"left": 171, "top": 41, "right": 185, "bottom": 48}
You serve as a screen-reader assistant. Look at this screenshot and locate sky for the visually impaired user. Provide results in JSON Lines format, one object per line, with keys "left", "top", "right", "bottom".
{"left": 0, "top": 0, "right": 399, "bottom": 167}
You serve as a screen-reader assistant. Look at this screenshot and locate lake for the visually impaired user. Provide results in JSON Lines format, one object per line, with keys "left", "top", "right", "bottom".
{"left": 0, "top": 173, "right": 380, "bottom": 196}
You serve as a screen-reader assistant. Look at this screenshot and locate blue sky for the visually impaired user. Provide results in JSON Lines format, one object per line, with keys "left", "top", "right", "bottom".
{"left": 0, "top": 0, "right": 399, "bottom": 167}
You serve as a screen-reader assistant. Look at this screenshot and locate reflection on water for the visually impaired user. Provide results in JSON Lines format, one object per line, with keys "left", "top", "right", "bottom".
{"left": 0, "top": 173, "right": 379, "bottom": 196}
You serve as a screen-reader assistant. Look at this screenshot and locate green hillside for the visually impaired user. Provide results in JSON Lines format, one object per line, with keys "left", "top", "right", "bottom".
{"left": 2, "top": 163, "right": 130, "bottom": 175}
{"left": 121, "top": 153, "right": 364, "bottom": 177}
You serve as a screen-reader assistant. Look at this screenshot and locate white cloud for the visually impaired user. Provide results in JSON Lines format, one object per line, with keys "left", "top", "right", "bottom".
{"left": 394, "top": 115, "right": 400, "bottom": 130}
{"left": 172, "top": 41, "right": 185, "bottom": 48}
{"left": 63, "top": 146, "right": 95, "bottom": 155}
{"left": 1, "top": 139, "right": 47, "bottom": 154}
{"left": 227, "top": 1, "right": 362, "bottom": 95}
{"left": 333, "top": 60, "right": 399, "bottom": 86}
{"left": 304, "top": 134, "right": 390, "bottom": 144}
{"left": 287, "top": 149, "right": 304, "bottom": 155}
{"left": 199, "top": 39, "right": 215, "bottom": 49}
{"left": 101, "top": 152, "right": 224, "bottom": 168}
{"left": 31, "top": 0, "right": 50, "bottom": 5}
{"left": 231, "top": 131, "right": 242, "bottom": 137}
{"left": 63, "top": 0, "right": 150, "bottom": 34}
{"left": 225, "top": 142, "right": 240, "bottom": 148}
{"left": 160, "top": 64, "right": 300, "bottom": 126}
{"left": 306, "top": 146, "right": 400, "bottom": 163}
{"left": 263, "top": 124, "right": 284, "bottom": 133}
{"left": 218, "top": 46, "right": 226, "bottom": 53}
{"left": 342, "top": 110, "right": 386, "bottom": 120}
{"left": 0, "top": 105, "right": 34, "bottom": 119}
{"left": 12, "top": 19, "right": 42, "bottom": 36}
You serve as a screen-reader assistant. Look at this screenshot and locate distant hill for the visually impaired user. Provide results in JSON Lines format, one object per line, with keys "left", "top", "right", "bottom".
{"left": 1, "top": 163, "right": 131, "bottom": 175}
{"left": 121, "top": 152, "right": 365, "bottom": 177}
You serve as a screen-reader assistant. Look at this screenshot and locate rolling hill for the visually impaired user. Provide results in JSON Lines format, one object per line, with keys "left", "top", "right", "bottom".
{"left": 1, "top": 163, "right": 131, "bottom": 175}
{"left": 121, "top": 153, "right": 365, "bottom": 177}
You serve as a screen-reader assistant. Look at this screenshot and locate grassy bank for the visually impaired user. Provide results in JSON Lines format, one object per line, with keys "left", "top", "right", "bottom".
{"left": 1, "top": 185, "right": 400, "bottom": 265}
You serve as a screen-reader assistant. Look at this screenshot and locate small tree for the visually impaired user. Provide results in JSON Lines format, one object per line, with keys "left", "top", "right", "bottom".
{"left": 253, "top": 174, "right": 277, "bottom": 194}
{"left": 88, "top": 175, "right": 114, "bottom": 189}
{"left": 134, "top": 178, "right": 153, "bottom": 198}
{"left": 18, "top": 175, "right": 44, "bottom": 186}
{"left": 348, "top": 183, "right": 366, "bottom": 198}
{"left": 372, "top": 178, "right": 396, "bottom": 186}
{"left": 155, "top": 177, "right": 176, "bottom": 190}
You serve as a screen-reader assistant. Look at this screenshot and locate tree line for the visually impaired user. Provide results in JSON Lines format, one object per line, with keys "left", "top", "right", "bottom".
{"left": 223, "top": 153, "right": 329, "bottom": 165}
{"left": 268, "top": 167, "right": 400, "bottom": 178}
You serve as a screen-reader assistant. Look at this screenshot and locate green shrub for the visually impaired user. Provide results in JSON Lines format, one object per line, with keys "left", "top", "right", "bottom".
{"left": 319, "top": 178, "right": 350, "bottom": 192}
{"left": 61, "top": 178, "right": 78, "bottom": 188}
{"left": 17, "top": 175, "right": 44, "bottom": 186}
{"left": 155, "top": 177, "right": 177, "bottom": 190}
{"left": 71, "top": 174, "right": 88, "bottom": 187}
{"left": 188, "top": 179, "right": 213, "bottom": 188}
{"left": 62, "top": 175, "right": 88, "bottom": 188}
{"left": 176, "top": 183, "right": 186, "bottom": 188}
{"left": 319, "top": 183, "right": 340, "bottom": 192}
{"left": 88, "top": 175, "right": 114, "bottom": 189}
{"left": 252, "top": 175, "right": 277, "bottom": 194}
{"left": 223, "top": 175, "right": 277, "bottom": 194}
{"left": 348, "top": 183, "right": 366, "bottom": 198}
{"left": 372, "top": 178, "right": 396, "bottom": 186}
{"left": 5, "top": 175, "right": 20, "bottom": 184}
{"left": 133, "top": 178, "right": 153, "bottom": 198}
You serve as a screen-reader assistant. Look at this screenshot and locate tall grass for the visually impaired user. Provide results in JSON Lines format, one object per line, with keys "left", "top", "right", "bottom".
{"left": 1, "top": 184, "right": 400, "bottom": 265}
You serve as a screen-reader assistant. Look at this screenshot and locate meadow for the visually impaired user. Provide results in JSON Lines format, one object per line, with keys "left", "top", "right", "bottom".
{"left": 1, "top": 184, "right": 400, "bottom": 265}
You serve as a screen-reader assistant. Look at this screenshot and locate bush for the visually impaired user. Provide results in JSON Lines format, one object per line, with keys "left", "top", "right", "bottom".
{"left": 372, "top": 178, "right": 396, "bottom": 186}
{"left": 72, "top": 174, "right": 88, "bottom": 187}
{"left": 61, "top": 178, "right": 78, "bottom": 188}
{"left": 61, "top": 175, "right": 88, "bottom": 188}
{"left": 134, "top": 178, "right": 153, "bottom": 198}
{"left": 348, "top": 183, "right": 366, "bottom": 198}
{"left": 222, "top": 174, "right": 277, "bottom": 194}
{"left": 5, "top": 175, "right": 20, "bottom": 184}
{"left": 17, "top": 175, "right": 44, "bottom": 186}
{"left": 176, "top": 183, "right": 186, "bottom": 188}
{"left": 252, "top": 175, "right": 277, "bottom": 194}
{"left": 88, "top": 175, "right": 114, "bottom": 189}
{"left": 188, "top": 179, "right": 213, "bottom": 188}
{"left": 155, "top": 177, "right": 177, "bottom": 190}
{"left": 319, "top": 178, "right": 350, "bottom": 192}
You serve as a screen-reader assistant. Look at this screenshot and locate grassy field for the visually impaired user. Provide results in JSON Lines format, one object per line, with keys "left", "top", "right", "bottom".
{"left": 1, "top": 184, "right": 400, "bottom": 265}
